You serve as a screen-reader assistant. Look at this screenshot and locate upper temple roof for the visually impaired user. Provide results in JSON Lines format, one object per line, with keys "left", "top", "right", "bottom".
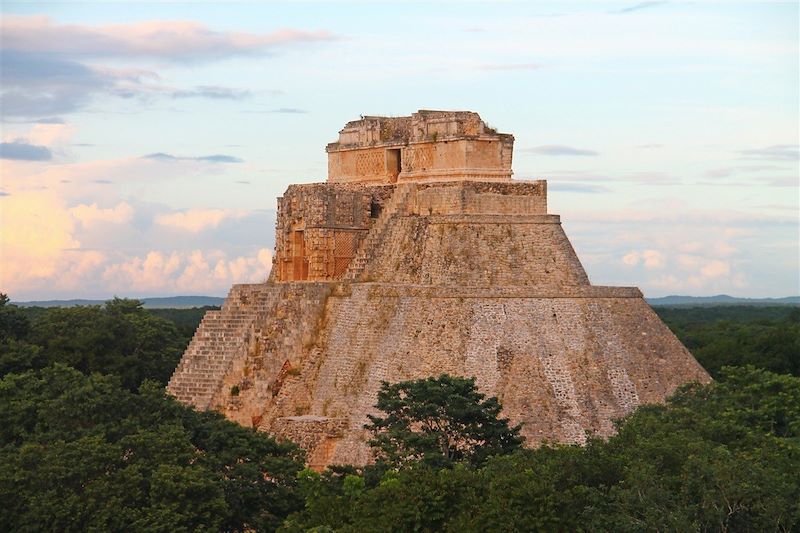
{"left": 325, "top": 110, "right": 515, "bottom": 184}
{"left": 326, "top": 110, "right": 513, "bottom": 152}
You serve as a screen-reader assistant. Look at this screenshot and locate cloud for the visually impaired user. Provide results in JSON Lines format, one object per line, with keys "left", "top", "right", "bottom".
{"left": 155, "top": 208, "right": 249, "bottom": 232}
{"left": 69, "top": 202, "right": 134, "bottom": 226}
{"left": 0, "top": 140, "right": 52, "bottom": 161}
{"left": 245, "top": 107, "right": 309, "bottom": 114}
{"left": 566, "top": 206, "right": 794, "bottom": 226}
{"left": 34, "top": 117, "right": 65, "bottom": 124}
{"left": 0, "top": 191, "right": 80, "bottom": 288}
{"left": 1, "top": 15, "right": 336, "bottom": 62}
{"left": 0, "top": 151, "right": 249, "bottom": 204}
{"left": 621, "top": 249, "right": 664, "bottom": 269}
{"left": 533, "top": 170, "right": 678, "bottom": 185}
{"left": 269, "top": 107, "right": 308, "bottom": 114}
{"left": 0, "top": 189, "right": 276, "bottom": 299}
{"left": 197, "top": 155, "right": 243, "bottom": 163}
{"left": 3, "top": 116, "right": 66, "bottom": 124}
{"left": 142, "top": 152, "right": 243, "bottom": 163}
{"left": 621, "top": 251, "right": 640, "bottom": 266}
{"left": 564, "top": 203, "right": 797, "bottom": 297}
{"left": 700, "top": 260, "right": 730, "bottom": 278}
{"left": 142, "top": 153, "right": 182, "bottom": 162}
{"left": 1, "top": 16, "right": 335, "bottom": 117}
{"left": 525, "top": 145, "right": 599, "bottom": 156}
{"left": 752, "top": 204, "right": 798, "bottom": 211}
{"left": 764, "top": 177, "right": 799, "bottom": 187}
{"left": 548, "top": 183, "right": 611, "bottom": 193}
{"left": 694, "top": 173, "right": 798, "bottom": 188}
{"left": 170, "top": 85, "right": 251, "bottom": 100}
{"left": 613, "top": 1, "right": 668, "bottom": 14}
{"left": 0, "top": 50, "right": 159, "bottom": 117}
{"left": 477, "top": 63, "right": 541, "bottom": 71}
{"left": 23, "top": 122, "right": 75, "bottom": 146}
{"left": 703, "top": 165, "right": 785, "bottom": 178}
{"left": 738, "top": 145, "right": 799, "bottom": 161}
{"left": 101, "top": 248, "right": 273, "bottom": 294}
{"left": 624, "top": 171, "right": 679, "bottom": 185}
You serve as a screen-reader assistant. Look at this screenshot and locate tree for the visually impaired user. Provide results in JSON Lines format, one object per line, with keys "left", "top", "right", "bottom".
{"left": 287, "top": 367, "right": 800, "bottom": 532}
{"left": 27, "top": 298, "right": 186, "bottom": 389}
{"left": 0, "top": 365, "right": 305, "bottom": 532}
{"left": 365, "top": 374, "right": 523, "bottom": 468}
{"left": 0, "top": 294, "right": 44, "bottom": 376}
{"left": 656, "top": 305, "right": 800, "bottom": 378}
{"left": 0, "top": 293, "right": 31, "bottom": 340}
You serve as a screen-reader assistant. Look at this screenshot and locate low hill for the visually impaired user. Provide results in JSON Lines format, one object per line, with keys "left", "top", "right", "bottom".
{"left": 15, "top": 294, "right": 800, "bottom": 309}
{"left": 647, "top": 295, "right": 800, "bottom": 307}
{"left": 13, "top": 296, "right": 225, "bottom": 309}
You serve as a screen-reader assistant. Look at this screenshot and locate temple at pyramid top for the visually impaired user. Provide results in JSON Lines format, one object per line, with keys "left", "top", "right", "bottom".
{"left": 326, "top": 110, "right": 515, "bottom": 184}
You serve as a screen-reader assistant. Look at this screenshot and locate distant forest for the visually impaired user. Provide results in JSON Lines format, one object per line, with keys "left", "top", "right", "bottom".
{"left": 1, "top": 295, "right": 798, "bottom": 531}
{"left": 655, "top": 305, "right": 800, "bottom": 378}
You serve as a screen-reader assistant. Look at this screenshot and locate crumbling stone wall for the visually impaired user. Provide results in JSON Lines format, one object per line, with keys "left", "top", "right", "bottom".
{"left": 413, "top": 181, "right": 546, "bottom": 216}
{"left": 272, "top": 183, "right": 393, "bottom": 282}
{"left": 326, "top": 110, "right": 514, "bottom": 184}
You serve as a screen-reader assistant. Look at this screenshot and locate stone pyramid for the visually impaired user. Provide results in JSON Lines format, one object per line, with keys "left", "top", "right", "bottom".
{"left": 167, "top": 111, "right": 710, "bottom": 469}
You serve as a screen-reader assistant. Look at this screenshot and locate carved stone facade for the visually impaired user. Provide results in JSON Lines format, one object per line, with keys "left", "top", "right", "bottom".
{"left": 167, "top": 112, "right": 710, "bottom": 469}
{"left": 326, "top": 110, "right": 514, "bottom": 184}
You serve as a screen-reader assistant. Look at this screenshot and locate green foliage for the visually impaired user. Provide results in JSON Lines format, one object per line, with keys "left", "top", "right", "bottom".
{"left": 0, "top": 294, "right": 45, "bottom": 376}
{"left": 147, "top": 306, "right": 218, "bottom": 341}
{"left": 286, "top": 367, "right": 800, "bottom": 532}
{"left": 0, "top": 293, "right": 31, "bottom": 340}
{"left": 365, "top": 374, "right": 523, "bottom": 468}
{"left": 4, "top": 297, "right": 799, "bottom": 531}
{"left": 3, "top": 298, "right": 187, "bottom": 389}
{"left": 0, "top": 365, "right": 304, "bottom": 532}
{"left": 657, "top": 305, "right": 800, "bottom": 377}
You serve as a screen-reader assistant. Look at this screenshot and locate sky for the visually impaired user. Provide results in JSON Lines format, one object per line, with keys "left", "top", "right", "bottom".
{"left": 0, "top": 0, "right": 798, "bottom": 300}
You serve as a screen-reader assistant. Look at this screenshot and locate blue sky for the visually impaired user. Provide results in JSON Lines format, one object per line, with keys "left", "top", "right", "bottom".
{"left": 1, "top": 1, "right": 798, "bottom": 299}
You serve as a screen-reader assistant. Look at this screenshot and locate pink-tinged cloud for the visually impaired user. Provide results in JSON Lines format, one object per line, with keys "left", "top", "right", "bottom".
{"left": 0, "top": 149, "right": 244, "bottom": 202}
{"left": 700, "top": 260, "right": 731, "bottom": 278}
{"left": 1, "top": 191, "right": 80, "bottom": 289}
{"left": 0, "top": 185, "right": 275, "bottom": 299}
{"left": 155, "top": 208, "right": 249, "bottom": 233}
{"left": 102, "top": 248, "right": 273, "bottom": 294}
{"left": 621, "top": 249, "right": 664, "bottom": 269}
{"left": 70, "top": 202, "right": 134, "bottom": 226}
{"left": 1, "top": 16, "right": 337, "bottom": 61}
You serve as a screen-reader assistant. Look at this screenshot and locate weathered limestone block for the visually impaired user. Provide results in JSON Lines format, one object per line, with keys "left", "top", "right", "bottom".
{"left": 272, "top": 416, "right": 349, "bottom": 470}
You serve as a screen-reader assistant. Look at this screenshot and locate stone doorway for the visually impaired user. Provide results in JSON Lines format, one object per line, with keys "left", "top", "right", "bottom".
{"left": 292, "top": 230, "right": 308, "bottom": 280}
{"left": 386, "top": 148, "right": 401, "bottom": 183}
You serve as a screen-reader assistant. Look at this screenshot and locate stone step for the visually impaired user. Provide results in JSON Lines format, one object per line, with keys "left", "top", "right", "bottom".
{"left": 167, "top": 283, "right": 284, "bottom": 410}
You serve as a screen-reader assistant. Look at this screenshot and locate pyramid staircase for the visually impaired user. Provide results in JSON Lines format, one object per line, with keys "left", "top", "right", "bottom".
{"left": 167, "top": 284, "right": 278, "bottom": 410}
{"left": 344, "top": 183, "right": 413, "bottom": 281}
